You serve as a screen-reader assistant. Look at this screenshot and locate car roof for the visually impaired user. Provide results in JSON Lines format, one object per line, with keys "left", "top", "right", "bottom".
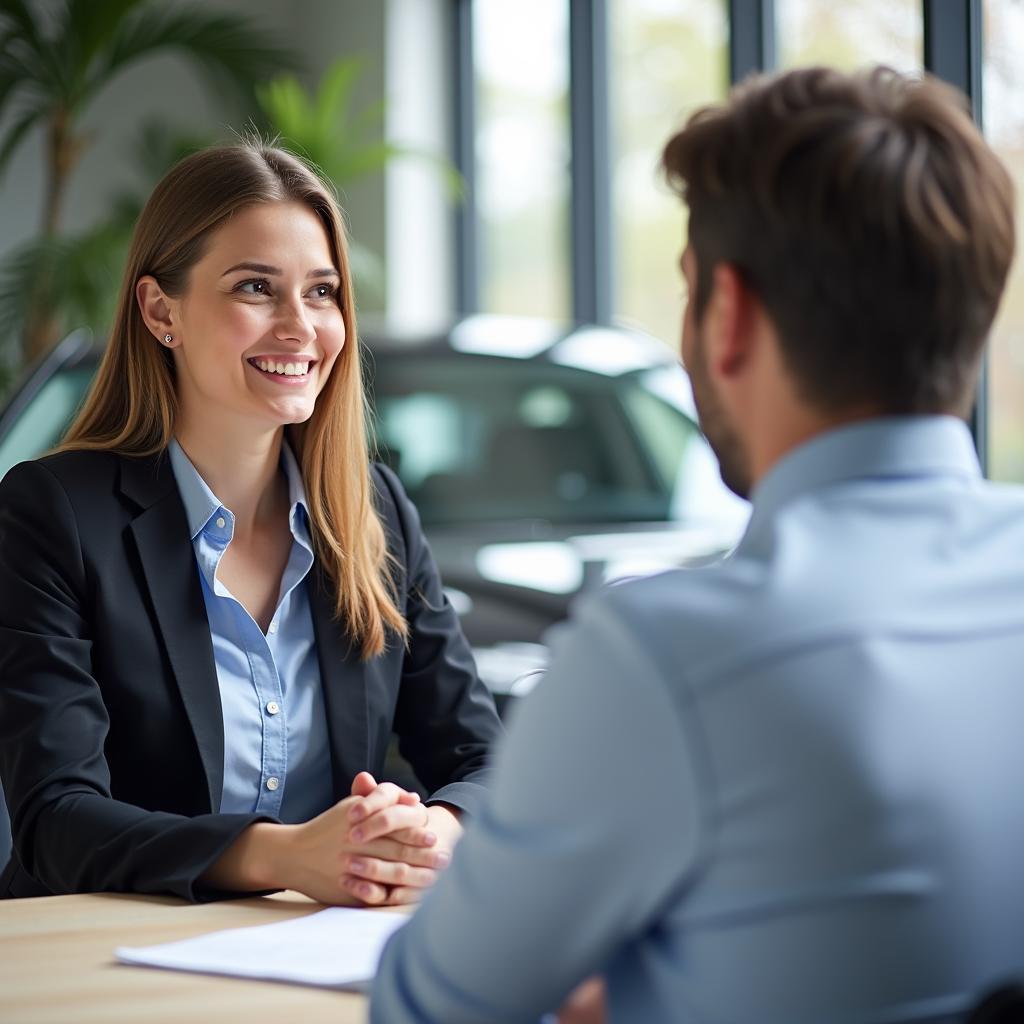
{"left": 361, "top": 315, "right": 680, "bottom": 378}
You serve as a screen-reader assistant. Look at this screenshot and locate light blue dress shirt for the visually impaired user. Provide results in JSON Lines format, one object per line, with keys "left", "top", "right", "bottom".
{"left": 168, "top": 440, "right": 333, "bottom": 823}
{"left": 372, "top": 416, "right": 1024, "bottom": 1023}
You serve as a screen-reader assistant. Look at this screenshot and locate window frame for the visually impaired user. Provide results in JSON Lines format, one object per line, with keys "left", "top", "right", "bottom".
{"left": 451, "top": 0, "right": 989, "bottom": 466}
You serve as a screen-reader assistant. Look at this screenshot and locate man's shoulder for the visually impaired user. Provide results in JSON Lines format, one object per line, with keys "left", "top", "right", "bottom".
{"left": 585, "top": 475, "right": 1024, "bottom": 685}
{"left": 575, "top": 560, "right": 767, "bottom": 677}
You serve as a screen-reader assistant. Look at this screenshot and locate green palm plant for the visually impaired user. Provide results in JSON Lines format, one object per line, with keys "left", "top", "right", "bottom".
{"left": 256, "top": 57, "right": 463, "bottom": 304}
{"left": 0, "top": 0, "right": 299, "bottom": 364}
{"left": 0, "top": 119, "right": 211, "bottom": 389}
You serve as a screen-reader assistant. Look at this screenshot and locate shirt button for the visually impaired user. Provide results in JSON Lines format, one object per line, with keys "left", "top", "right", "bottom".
{"left": 266, "top": 701, "right": 280, "bottom": 715}
{"left": 265, "top": 777, "right": 279, "bottom": 791}
{"left": 215, "top": 516, "right": 226, "bottom": 529}
{"left": 268, "top": 622, "right": 278, "bottom": 634}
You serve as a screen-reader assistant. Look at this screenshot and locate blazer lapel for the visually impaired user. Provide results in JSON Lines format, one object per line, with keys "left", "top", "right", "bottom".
{"left": 119, "top": 454, "right": 224, "bottom": 812}
{"left": 309, "top": 566, "right": 369, "bottom": 796}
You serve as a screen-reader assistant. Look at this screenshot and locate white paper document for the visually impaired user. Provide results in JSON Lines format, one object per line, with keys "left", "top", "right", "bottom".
{"left": 115, "top": 907, "right": 407, "bottom": 989}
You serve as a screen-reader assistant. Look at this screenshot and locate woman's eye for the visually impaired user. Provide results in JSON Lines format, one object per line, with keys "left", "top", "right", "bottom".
{"left": 237, "top": 279, "right": 271, "bottom": 296}
{"left": 309, "top": 283, "right": 338, "bottom": 301}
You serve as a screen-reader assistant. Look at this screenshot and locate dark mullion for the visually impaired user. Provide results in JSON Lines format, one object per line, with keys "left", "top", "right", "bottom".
{"left": 569, "top": 0, "right": 612, "bottom": 325}
{"left": 923, "top": 0, "right": 986, "bottom": 470}
{"left": 729, "top": 0, "right": 776, "bottom": 83}
{"left": 451, "top": 0, "right": 478, "bottom": 315}
{"left": 923, "top": 0, "right": 983, "bottom": 121}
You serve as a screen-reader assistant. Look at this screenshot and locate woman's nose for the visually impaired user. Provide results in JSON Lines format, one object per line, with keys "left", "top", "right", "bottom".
{"left": 275, "top": 298, "right": 316, "bottom": 342}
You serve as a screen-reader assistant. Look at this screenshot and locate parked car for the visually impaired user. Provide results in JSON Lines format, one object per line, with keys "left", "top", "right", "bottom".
{"left": 0, "top": 316, "right": 749, "bottom": 708}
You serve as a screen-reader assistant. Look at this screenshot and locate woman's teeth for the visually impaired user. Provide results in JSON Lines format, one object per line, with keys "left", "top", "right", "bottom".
{"left": 253, "top": 359, "right": 309, "bottom": 376}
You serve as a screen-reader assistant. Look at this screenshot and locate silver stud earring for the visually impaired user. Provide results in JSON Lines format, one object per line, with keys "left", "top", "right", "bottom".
{"left": 163, "top": 334, "right": 173, "bottom": 345}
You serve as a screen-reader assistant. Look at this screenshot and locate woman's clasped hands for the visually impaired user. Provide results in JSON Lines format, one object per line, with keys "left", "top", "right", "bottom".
{"left": 267, "top": 771, "right": 463, "bottom": 907}
{"left": 341, "top": 771, "right": 463, "bottom": 905}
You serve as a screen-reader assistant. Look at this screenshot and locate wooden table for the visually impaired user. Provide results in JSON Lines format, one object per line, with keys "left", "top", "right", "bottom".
{"left": 0, "top": 890, "right": 382, "bottom": 1023}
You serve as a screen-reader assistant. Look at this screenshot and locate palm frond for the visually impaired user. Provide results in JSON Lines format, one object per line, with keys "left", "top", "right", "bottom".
{"left": 256, "top": 59, "right": 462, "bottom": 201}
{"left": 0, "top": 12, "right": 66, "bottom": 105}
{"left": 60, "top": 0, "right": 148, "bottom": 104}
{"left": 92, "top": 5, "right": 300, "bottom": 112}
{"left": 0, "top": 1, "right": 66, "bottom": 102}
{"left": 256, "top": 76, "right": 314, "bottom": 146}
{"left": 0, "top": 0, "right": 45, "bottom": 49}
{"left": 0, "top": 105, "right": 44, "bottom": 180}
{"left": 0, "top": 238, "right": 54, "bottom": 368}
{"left": 64, "top": 0, "right": 146, "bottom": 64}
{"left": 0, "top": 222, "right": 130, "bottom": 362}
{"left": 313, "top": 57, "right": 363, "bottom": 138}
{"left": 0, "top": 63, "right": 21, "bottom": 116}
{"left": 327, "top": 140, "right": 409, "bottom": 183}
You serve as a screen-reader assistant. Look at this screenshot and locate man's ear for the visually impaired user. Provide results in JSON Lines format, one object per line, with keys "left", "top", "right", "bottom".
{"left": 136, "top": 276, "right": 178, "bottom": 347}
{"left": 704, "top": 263, "right": 758, "bottom": 378}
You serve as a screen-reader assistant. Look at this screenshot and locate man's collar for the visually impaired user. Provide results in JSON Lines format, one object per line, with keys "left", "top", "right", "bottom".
{"left": 737, "top": 415, "right": 980, "bottom": 551}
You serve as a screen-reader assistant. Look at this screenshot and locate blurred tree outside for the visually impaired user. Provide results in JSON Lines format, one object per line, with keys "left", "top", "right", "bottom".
{"left": 0, "top": 0, "right": 299, "bottom": 392}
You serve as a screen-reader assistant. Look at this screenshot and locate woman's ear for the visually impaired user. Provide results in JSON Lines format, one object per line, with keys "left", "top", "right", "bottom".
{"left": 136, "top": 276, "right": 179, "bottom": 348}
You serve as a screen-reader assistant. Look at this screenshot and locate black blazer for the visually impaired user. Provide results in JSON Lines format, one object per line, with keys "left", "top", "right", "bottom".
{"left": 0, "top": 450, "right": 502, "bottom": 901}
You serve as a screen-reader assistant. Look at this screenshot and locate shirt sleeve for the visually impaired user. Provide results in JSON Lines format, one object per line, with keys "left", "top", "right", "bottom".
{"left": 370, "top": 587, "right": 704, "bottom": 1023}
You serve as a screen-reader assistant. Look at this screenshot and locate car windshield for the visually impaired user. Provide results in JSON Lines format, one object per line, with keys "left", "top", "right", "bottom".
{"left": 371, "top": 353, "right": 746, "bottom": 527}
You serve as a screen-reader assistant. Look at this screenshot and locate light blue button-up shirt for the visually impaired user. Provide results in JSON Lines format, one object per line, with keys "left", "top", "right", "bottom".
{"left": 372, "top": 416, "right": 1024, "bottom": 1023}
{"left": 169, "top": 440, "right": 333, "bottom": 823}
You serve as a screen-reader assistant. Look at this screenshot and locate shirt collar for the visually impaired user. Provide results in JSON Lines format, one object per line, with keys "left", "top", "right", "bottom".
{"left": 168, "top": 438, "right": 311, "bottom": 543}
{"left": 738, "top": 415, "right": 981, "bottom": 549}
{"left": 279, "top": 440, "right": 312, "bottom": 545}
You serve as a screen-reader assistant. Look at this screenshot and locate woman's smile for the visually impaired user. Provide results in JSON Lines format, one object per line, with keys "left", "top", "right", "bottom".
{"left": 247, "top": 356, "right": 318, "bottom": 383}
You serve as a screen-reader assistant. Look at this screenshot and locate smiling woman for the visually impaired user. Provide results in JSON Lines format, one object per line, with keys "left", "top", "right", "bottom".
{"left": 0, "top": 142, "right": 502, "bottom": 906}
{"left": 138, "top": 201, "right": 346, "bottom": 470}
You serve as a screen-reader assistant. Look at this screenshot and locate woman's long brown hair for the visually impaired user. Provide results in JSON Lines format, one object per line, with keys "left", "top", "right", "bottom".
{"left": 58, "top": 141, "right": 406, "bottom": 658}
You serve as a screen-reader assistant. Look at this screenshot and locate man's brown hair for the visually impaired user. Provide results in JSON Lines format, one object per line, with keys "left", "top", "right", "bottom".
{"left": 662, "top": 66, "right": 1015, "bottom": 415}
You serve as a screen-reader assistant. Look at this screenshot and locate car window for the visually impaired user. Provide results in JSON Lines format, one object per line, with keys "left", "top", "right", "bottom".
{"left": 0, "top": 368, "right": 93, "bottom": 480}
{"left": 372, "top": 354, "right": 737, "bottom": 527}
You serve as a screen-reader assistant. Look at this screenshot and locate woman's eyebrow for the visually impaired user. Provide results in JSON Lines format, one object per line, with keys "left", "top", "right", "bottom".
{"left": 222, "top": 261, "right": 280, "bottom": 276}
{"left": 220, "top": 261, "right": 339, "bottom": 278}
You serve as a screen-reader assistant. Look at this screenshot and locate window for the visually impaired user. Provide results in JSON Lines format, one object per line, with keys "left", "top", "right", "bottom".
{"left": 776, "top": 0, "right": 922, "bottom": 72}
{"left": 473, "top": 0, "right": 571, "bottom": 319}
{"left": 457, "top": 0, "right": 1021, "bottom": 473}
{"left": 610, "top": 0, "right": 728, "bottom": 349}
{"left": 984, "top": 0, "right": 1024, "bottom": 481}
